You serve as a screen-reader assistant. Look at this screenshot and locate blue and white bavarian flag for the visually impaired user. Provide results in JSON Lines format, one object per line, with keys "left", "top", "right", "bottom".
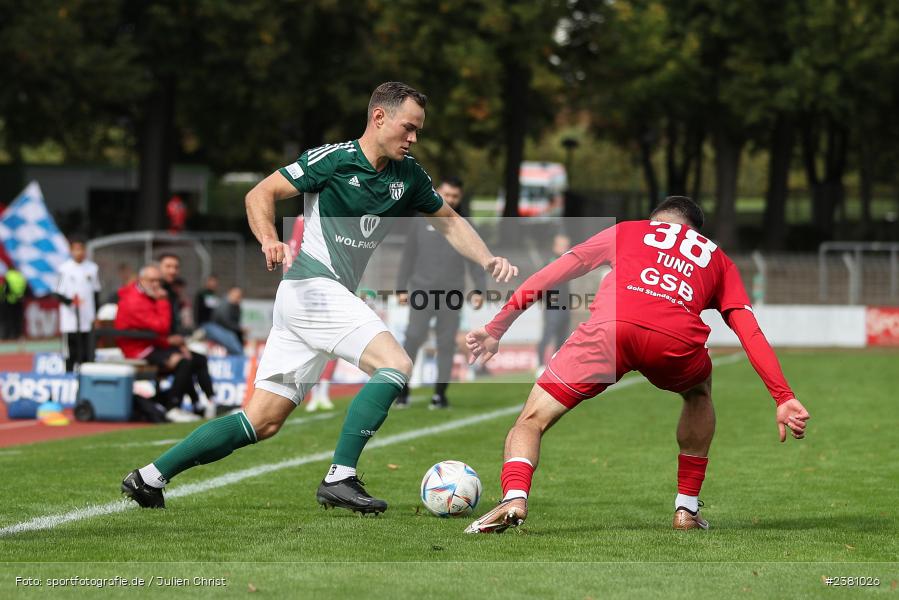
{"left": 0, "top": 182, "right": 71, "bottom": 296}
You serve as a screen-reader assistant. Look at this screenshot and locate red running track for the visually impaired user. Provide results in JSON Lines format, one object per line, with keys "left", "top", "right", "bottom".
{"left": 0, "top": 403, "right": 150, "bottom": 448}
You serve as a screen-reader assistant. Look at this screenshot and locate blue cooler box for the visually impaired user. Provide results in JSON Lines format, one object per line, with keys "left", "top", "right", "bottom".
{"left": 77, "top": 363, "right": 135, "bottom": 422}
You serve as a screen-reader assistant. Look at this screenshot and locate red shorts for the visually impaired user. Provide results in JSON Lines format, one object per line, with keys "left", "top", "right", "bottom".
{"left": 537, "top": 320, "right": 712, "bottom": 408}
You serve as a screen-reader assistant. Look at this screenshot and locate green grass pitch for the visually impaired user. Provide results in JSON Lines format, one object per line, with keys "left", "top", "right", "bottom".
{"left": 1, "top": 350, "right": 897, "bottom": 598}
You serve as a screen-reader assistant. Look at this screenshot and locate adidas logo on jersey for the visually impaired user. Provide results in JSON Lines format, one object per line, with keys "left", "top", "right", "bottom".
{"left": 348, "top": 176, "right": 361, "bottom": 188}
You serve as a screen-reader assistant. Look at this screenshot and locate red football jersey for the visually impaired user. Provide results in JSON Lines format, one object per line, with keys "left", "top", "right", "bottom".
{"left": 485, "top": 219, "right": 796, "bottom": 404}
{"left": 571, "top": 220, "right": 750, "bottom": 345}
{"left": 486, "top": 220, "right": 751, "bottom": 347}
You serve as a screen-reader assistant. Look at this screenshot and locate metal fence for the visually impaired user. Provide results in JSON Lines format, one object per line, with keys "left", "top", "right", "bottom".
{"left": 733, "top": 245, "right": 898, "bottom": 306}
{"left": 87, "top": 231, "right": 246, "bottom": 302}
{"left": 240, "top": 248, "right": 899, "bottom": 308}
{"left": 817, "top": 242, "right": 899, "bottom": 305}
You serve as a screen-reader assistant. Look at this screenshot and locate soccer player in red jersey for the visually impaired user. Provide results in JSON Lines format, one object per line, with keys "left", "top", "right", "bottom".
{"left": 464, "top": 196, "right": 810, "bottom": 533}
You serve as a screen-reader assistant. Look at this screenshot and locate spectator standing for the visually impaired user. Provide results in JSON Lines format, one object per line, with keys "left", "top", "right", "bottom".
{"left": 1, "top": 268, "right": 27, "bottom": 340}
{"left": 166, "top": 195, "right": 187, "bottom": 233}
{"left": 535, "top": 234, "right": 572, "bottom": 376}
{"left": 54, "top": 236, "right": 101, "bottom": 371}
{"left": 394, "top": 177, "right": 486, "bottom": 409}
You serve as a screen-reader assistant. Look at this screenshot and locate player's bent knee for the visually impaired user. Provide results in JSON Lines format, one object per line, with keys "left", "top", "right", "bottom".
{"left": 244, "top": 388, "right": 296, "bottom": 441}
{"left": 246, "top": 409, "right": 288, "bottom": 441}
{"left": 515, "top": 411, "right": 555, "bottom": 434}
{"left": 681, "top": 381, "right": 711, "bottom": 403}
{"left": 383, "top": 354, "right": 413, "bottom": 378}
{"left": 245, "top": 409, "right": 289, "bottom": 441}
{"left": 254, "top": 420, "right": 282, "bottom": 441}
{"left": 516, "top": 386, "right": 569, "bottom": 433}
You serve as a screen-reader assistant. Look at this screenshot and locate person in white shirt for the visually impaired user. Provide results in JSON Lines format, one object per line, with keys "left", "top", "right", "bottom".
{"left": 55, "top": 236, "right": 101, "bottom": 371}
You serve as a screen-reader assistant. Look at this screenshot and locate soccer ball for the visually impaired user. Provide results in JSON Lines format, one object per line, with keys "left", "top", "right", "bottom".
{"left": 420, "top": 460, "right": 482, "bottom": 517}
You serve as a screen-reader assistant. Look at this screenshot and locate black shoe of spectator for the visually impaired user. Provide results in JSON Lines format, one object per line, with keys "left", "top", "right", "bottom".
{"left": 429, "top": 394, "right": 449, "bottom": 410}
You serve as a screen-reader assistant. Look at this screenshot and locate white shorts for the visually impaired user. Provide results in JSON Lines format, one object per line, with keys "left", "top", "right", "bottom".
{"left": 255, "top": 278, "right": 388, "bottom": 404}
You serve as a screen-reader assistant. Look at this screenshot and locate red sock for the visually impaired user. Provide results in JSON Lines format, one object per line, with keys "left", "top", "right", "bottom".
{"left": 501, "top": 459, "right": 535, "bottom": 497}
{"left": 321, "top": 360, "right": 337, "bottom": 380}
{"left": 677, "top": 453, "right": 708, "bottom": 496}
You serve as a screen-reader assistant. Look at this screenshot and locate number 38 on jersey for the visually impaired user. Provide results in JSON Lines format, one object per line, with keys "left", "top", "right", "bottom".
{"left": 639, "top": 221, "right": 719, "bottom": 302}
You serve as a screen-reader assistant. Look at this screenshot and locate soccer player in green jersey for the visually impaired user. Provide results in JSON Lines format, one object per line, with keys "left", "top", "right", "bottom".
{"left": 122, "top": 82, "right": 518, "bottom": 514}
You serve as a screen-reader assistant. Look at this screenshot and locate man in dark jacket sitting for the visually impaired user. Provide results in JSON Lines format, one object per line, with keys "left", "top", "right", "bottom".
{"left": 212, "top": 286, "right": 245, "bottom": 349}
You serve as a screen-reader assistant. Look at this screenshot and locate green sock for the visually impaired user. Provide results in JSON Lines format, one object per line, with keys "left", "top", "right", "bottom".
{"left": 332, "top": 368, "right": 407, "bottom": 468}
{"left": 154, "top": 411, "right": 257, "bottom": 481}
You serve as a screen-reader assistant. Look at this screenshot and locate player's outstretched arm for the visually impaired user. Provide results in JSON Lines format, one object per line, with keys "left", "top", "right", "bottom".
{"left": 466, "top": 226, "right": 601, "bottom": 358}
{"left": 245, "top": 172, "right": 300, "bottom": 271}
{"left": 484, "top": 252, "right": 593, "bottom": 342}
{"left": 425, "top": 203, "right": 518, "bottom": 282}
{"left": 723, "top": 307, "right": 811, "bottom": 441}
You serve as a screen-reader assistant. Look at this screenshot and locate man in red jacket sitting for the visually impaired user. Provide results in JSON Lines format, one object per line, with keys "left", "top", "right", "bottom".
{"left": 115, "top": 264, "right": 214, "bottom": 413}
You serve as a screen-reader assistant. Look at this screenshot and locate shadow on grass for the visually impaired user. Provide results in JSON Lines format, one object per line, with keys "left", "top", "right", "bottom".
{"left": 723, "top": 515, "right": 892, "bottom": 532}
{"left": 531, "top": 514, "right": 891, "bottom": 535}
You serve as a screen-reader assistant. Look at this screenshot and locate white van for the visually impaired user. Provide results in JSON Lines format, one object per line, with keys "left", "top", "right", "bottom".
{"left": 497, "top": 161, "right": 567, "bottom": 218}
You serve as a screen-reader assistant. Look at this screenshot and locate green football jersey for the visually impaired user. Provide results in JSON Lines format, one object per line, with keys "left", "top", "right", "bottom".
{"left": 278, "top": 139, "right": 444, "bottom": 291}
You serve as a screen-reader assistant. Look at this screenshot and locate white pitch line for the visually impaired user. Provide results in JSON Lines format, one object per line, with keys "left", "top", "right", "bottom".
{"left": 0, "top": 353, "right": 744, "bottom": 538}
{"left": 0, "top": 406, "right": 525, "bottom": 538}
{"left": 83, "top": 438, "right": 182, "bottom": 450}
{"left": 710, "top": 352, "right": 745, "bottom": 367}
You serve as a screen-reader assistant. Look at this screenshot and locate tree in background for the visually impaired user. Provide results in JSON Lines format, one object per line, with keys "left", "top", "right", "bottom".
{"left": 560, "top": 0, "right": 899, "bottom": 247}
{"left": 2, "top": 0, "right": 899, "bottom": 247}
{"left": 560, "top": 0, "right": 710, "bottom": 214}
{"left": 792, "top": 0, "right": 899, "bottom": 242}
{"left": 120, "top": 0, "right": 375, "bottom": 229}
{"left": 180, "top": 0, "right": 379, "bottom": 170}
{"left": 372, "top": 0, "right": 565, "bottom": 227}
{"left": 852, "top": 1, "right": 899, "bottom": 238}
{"left": 0, "top": 1, "right": 141, "bottom": 199}
{"left": 1, "top": 1, "right": 379, "bottom": 229}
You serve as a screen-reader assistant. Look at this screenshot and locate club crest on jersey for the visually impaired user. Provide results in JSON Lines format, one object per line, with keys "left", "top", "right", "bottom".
{"left": 389, "top": 181, "right": 405, "bottom": 201}
{"left": 360, "top": 214, "right": 381, "bottom": 239}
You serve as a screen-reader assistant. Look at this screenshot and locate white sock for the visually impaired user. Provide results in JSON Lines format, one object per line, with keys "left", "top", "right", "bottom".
{"left": 139, "top": 463, "right": 167, "bottom": 489}
{"left": 675, "top": 493, "right": 699, "bottom": 513}
{"left": 324, "top": 464, "right": 356, "bottom": 483}
{"left": 503, "top": 490, "right": 528, "bottom": 501}
{"left": 317, "top": 381, "right": 330, "bottom": 399}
